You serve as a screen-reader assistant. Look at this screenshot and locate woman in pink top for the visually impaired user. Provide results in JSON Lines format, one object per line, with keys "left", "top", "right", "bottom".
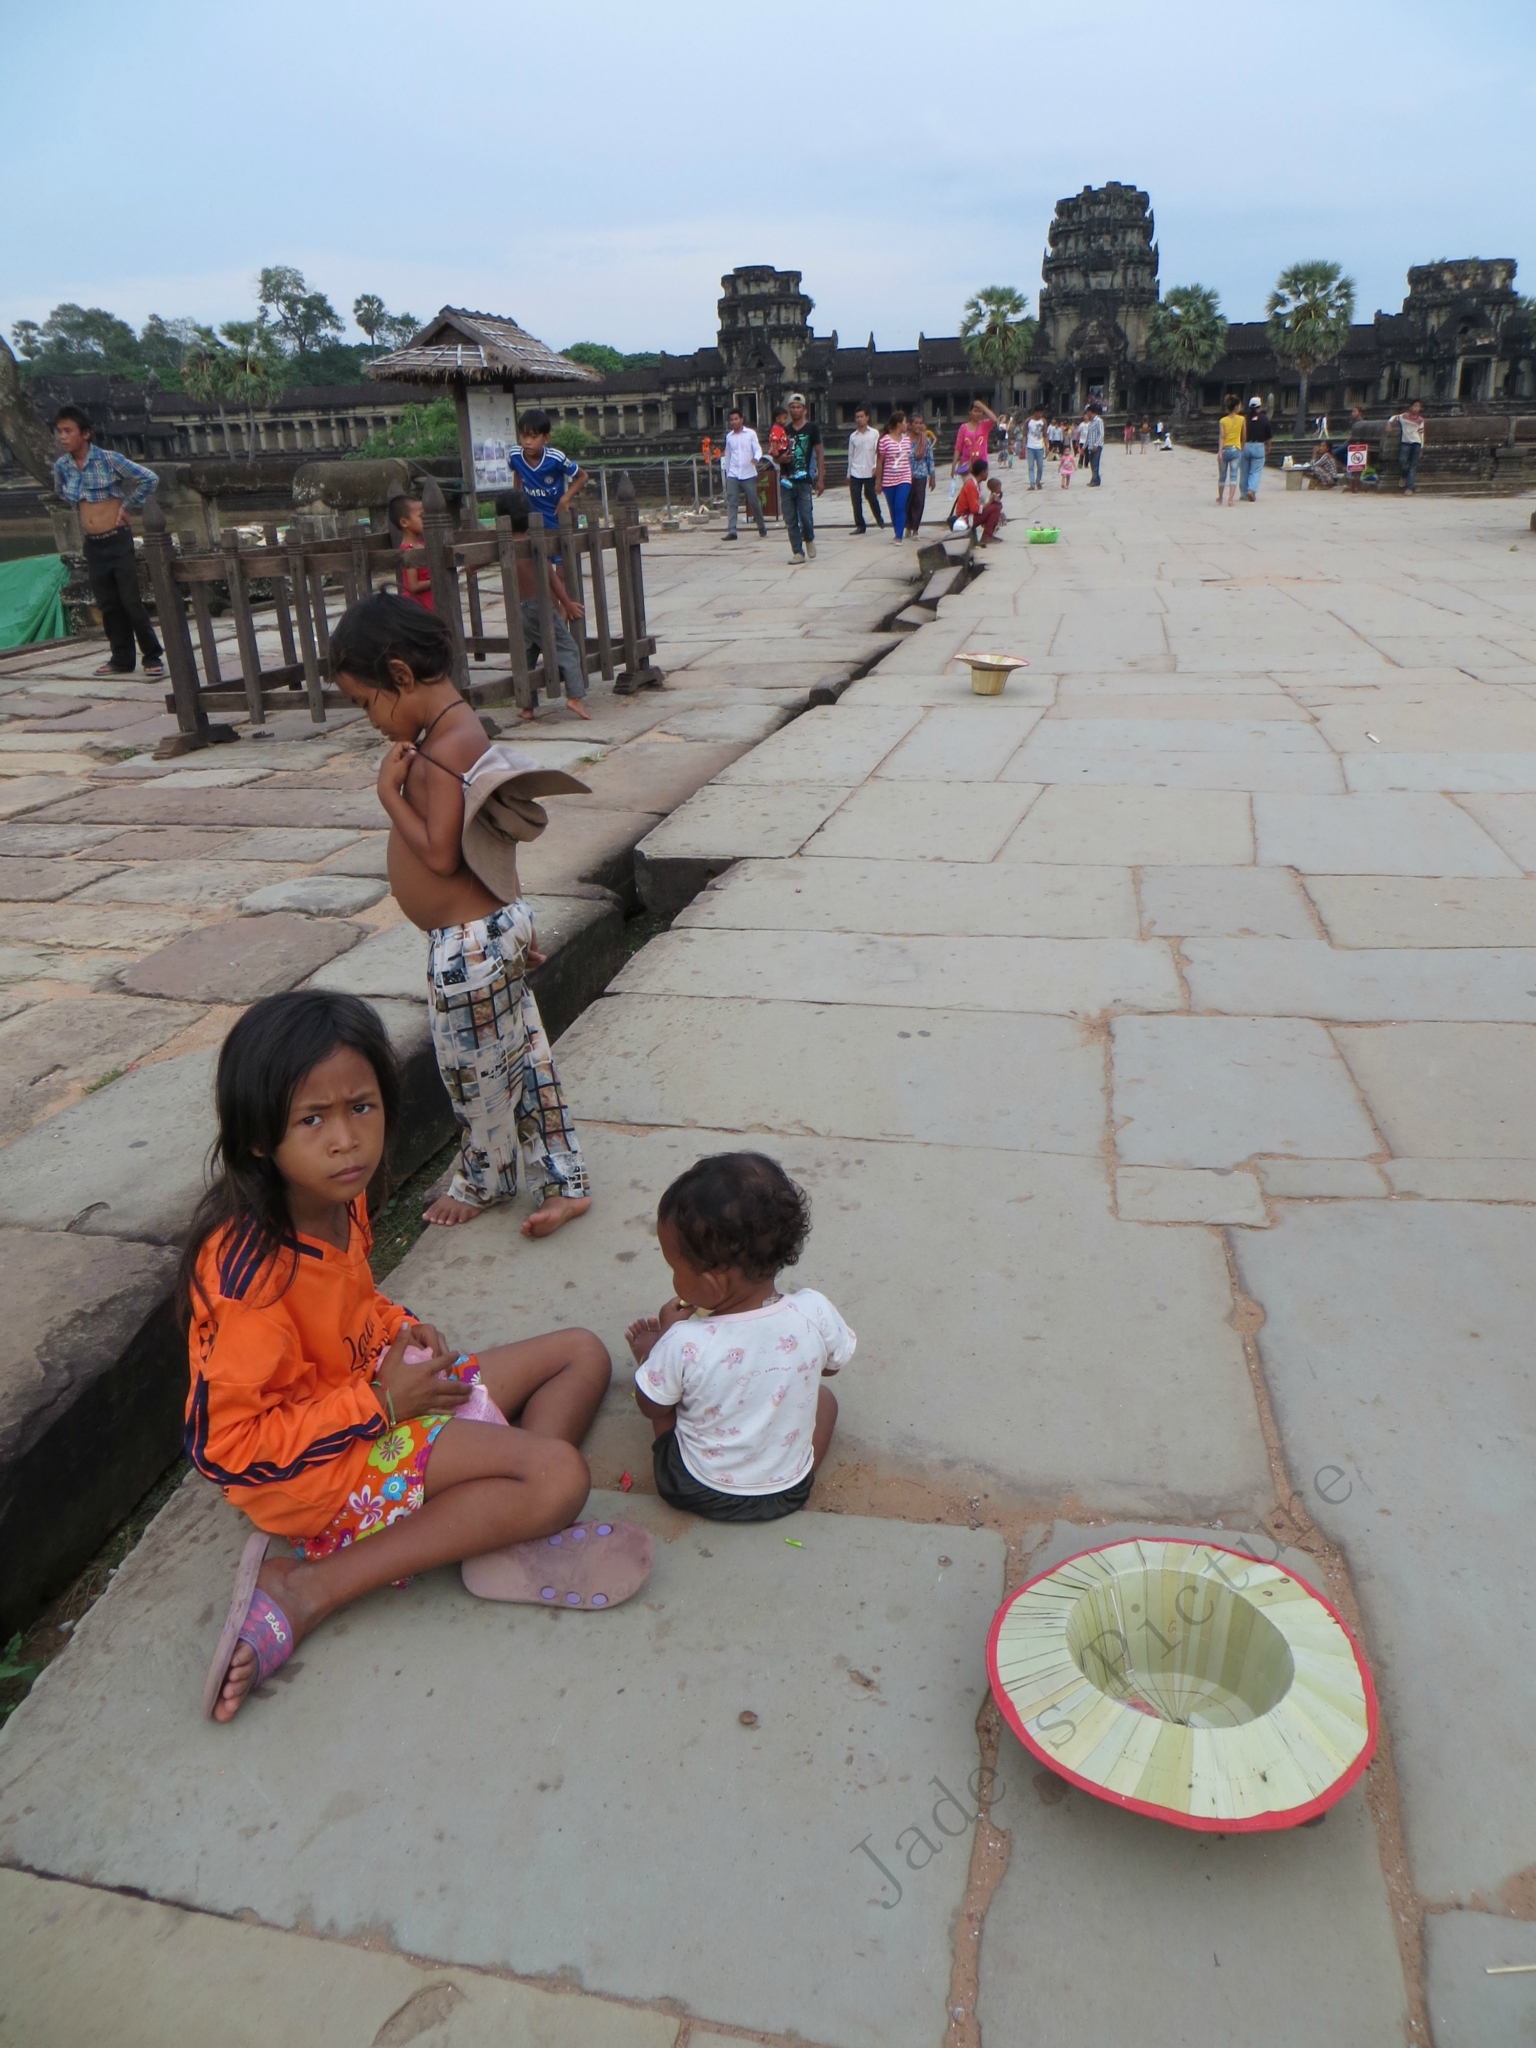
{"left": 876, "top": 410, "right": 914, "bottom": 541}
{"left": 950, "top": 399, "right": 998, "bottom": 494}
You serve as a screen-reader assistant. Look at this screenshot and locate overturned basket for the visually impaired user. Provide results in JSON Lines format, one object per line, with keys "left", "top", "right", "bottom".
{"left": 1027, "top": 524, "right": 1060, "bottom": 544}
{"left": 957, "top": 650, "right": 1030, "bottom": 697}
{"left": 987, "top": 1538, "right": 1377, "bottom": 1831}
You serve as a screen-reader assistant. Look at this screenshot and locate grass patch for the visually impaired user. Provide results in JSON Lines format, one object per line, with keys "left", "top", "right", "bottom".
{"left": 85, "top": 1066, "right": 127, "bottom": 1094}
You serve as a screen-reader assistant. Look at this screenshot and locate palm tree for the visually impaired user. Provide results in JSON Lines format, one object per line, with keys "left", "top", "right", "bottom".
{"left": 218, "top": 319, "right": 283, "bottom": 461}
{"left": 183, "top": 327, "right": 237, "bottom": 457}
{"left": 1146, "top": 285, "right": 1228, "bottom": 420}
{"left": 353, "top": 294, "right": 387, "bottom": 352}
{"left": 1267, "top": 261, "right": 1356, "bottom": 437}
{"left": 960, "top": 286, "right": 1038, "bottom": 408}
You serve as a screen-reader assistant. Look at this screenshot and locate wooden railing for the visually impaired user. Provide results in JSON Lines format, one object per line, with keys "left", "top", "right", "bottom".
{"left": 141, "top": 474, "right": 661, "bottom": 751}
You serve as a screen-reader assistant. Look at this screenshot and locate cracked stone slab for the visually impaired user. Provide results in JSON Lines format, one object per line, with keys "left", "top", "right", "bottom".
{"left": 1111, "top": 1015, "right": 1381, "bottom": 1169}
{"left": 239, "top": 875, "right": 387, "bottom": 918}
{"left": 316, "top": 833, "right": 390, "bottom": 878}
{"left": 635, "top": 784, "right": 851, "bottom": 863}
{"left": 0, "top": 822, "right": 122, "bottom": 856}
{"left": 675, "top": 857, "right": 1139, "bottom": 939}
{"left": 1255, "top": 1159, "right": 1391, "bottom": 1199}
{"left": 1458, "top": 794, "right": 1536, "bottom": 872}
{"left": 0, "top": 995, "right": 203, "bottom": 1142}
{"left": 713, "top": 705, "right": 922, "bottom": 783}
{"left": 1182, "top": 938, "right": 1536, "bottom": 1022}
{"left": 0, "top": 1867, "right": 683, "bottom": 2048}
{"left": 119, "top": 913, "right": 361, "bottom": 1003}
{"left": 1333, "top": 1023, "right": 1536, "bottom": 1158}
{"left": 615, "top": 927, "right": 1183, "bottom": 1017}
{"left": 387, "top": 1125, "right": 1271, "bottom": 1516}
{"left": 803, "top": 780, "right": 1040, "bottom": 861}
{"left": 1234, "top": 1201, "right": 1536, "bottom": 1899}
{"left": 1305, "top": 874, "right": 1536, "bottom": 949}
{"left": 561, "top": 994, "right": 1106, "bottom": 1154}
{"left": 871, "top": 705, "right": 1045, "bottom": 781}
{"left": 1343, "top": 751, "right": 1536, "bottom": 794}
{"left": 1001, "top": 785, "right": 1254, "bottom": 866}
{"left": 1139, "top": 865, "right": 1319, "bottom": 940}
{"left": 0, "top": 857, "right": 126, "bottom": 903}
{"left": 1253, "top": 793, "right": 1518, "bottom": 877}
{"left": 0, "top": 1480, "right": 1002, "bottom": 2048}
{"left": 1116, "top": 1165, "right": 1268, "bottom": 1225}
{"left": 71, "top": 859, "right": 307, "bottom": 908}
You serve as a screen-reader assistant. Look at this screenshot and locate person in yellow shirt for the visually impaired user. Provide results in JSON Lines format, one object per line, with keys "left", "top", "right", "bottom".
{"left": 1217, "top": 396, "right": 1246, "bottom": 507}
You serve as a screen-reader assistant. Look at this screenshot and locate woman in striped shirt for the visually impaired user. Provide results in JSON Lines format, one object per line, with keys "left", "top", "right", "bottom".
{"left": 876, "top": 410, "right": 914, "bottom": 542}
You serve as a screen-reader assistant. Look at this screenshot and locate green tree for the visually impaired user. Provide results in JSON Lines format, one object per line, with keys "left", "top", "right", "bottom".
{"left": 564, "top": 342, "right": 624, "bottom": 373}
{"left": 257, "top": 265, "right": 344, "bottom": 356}
{"left": 550, "top": 421, "right": 593, "bottom": 457}
{"left": 1147, "top": 284, "right": 1229, "bottom": 418}
{"left": 9, "top": 304, "right": 145, "bottom": 379}
{"left": 182, "top": 327, "right": 238, "bottom": 457}
{"left": 380, "top": 311, "right": 421, "bottom": 349}
{"left": 219, "top": 318, "right": 283, "bottom": 458}
{"left": 1267, "top": 261, "right": 1356, "bottom": 435}
{"left": 348, "top": 397, "right": 460, "bottom": 461}
{"left": 353, "top": 294, "right": 387, "bottom": 350}
{"left": 138, "top": 314, "right": 199, "bottom": 388}
{"left": 959, "top": 287, "right": 1038, "bottom": 407}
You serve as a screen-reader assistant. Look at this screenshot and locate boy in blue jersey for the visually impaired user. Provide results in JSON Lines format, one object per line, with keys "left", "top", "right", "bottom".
{"left": 508, "top": 410, "right": 589, "bottom": 541}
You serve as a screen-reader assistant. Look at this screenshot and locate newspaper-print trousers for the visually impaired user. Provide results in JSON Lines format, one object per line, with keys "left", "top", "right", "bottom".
{"left": 427, "top": 902, "right": 590, "bottom": 1210}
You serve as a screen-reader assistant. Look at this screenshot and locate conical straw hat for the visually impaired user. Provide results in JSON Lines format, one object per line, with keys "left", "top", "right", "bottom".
{"left": 987, "top": 1538, "right": 1377, "bottom": 1831}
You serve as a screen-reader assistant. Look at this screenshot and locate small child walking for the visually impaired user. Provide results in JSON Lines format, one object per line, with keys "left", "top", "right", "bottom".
{"left": 626, "top": 1153, "right": 855, "bottom": 1522}
{"left": 493, "top": 490, "right": 590, "bottom": 721}
{"left": 331, "top": 593, "right": 592, "bottom": 1233}
{"left": 1059, "top": 445, "right": 1076, "bottom": 487}
{"left": 183, "top": 989, "right": 650, "bottom": 1724}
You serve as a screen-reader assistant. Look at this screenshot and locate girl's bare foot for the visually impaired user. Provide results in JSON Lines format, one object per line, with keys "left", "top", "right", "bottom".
{"left": 566, "top": 697, "right": 592, "bottom": 720}
{"left": 522, "top": 1193, "right": 591, "bottom": 1239}
{"left": 518, "top": 706, "right": 537, "bottom": 723}
{"left": 212, "top": 1556, "right": 315, "bottom": 1724}
{"left": 424, "top": 1192, "right": 489, "bottom": 1227}
{"left": 626, "top": 1314, "right": 661, "bottom": 1364}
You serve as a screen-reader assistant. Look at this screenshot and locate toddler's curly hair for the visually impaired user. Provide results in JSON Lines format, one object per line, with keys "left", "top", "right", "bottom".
{"left": 657, "top": 1152, "right": 810, "bottom": 1281}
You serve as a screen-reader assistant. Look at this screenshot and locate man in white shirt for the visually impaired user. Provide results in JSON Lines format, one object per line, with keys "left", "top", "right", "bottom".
{"left": 1024, "top": 407, "right": 1047, "bottom": 490}
{"left": 721, "top": 407, "right": 767, "bottom": 539}
{"left": 1386, "top": 399, "right": 1426, "bottom": 494}
{"left": 1081, "top": 407, "right": 1105, "bottom": 486}
{"left": 846, "top": 406, "right": 885, "bottom": 533}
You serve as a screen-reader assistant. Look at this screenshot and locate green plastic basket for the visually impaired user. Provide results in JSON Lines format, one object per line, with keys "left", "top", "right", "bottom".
{"left": 1028, "top": 525, "right": 1060, "bottom": 545}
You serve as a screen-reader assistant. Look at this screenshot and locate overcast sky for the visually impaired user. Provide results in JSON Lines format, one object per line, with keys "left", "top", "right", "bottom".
{"left": 5, "top": 0, "right": 1533, "bottom": 358}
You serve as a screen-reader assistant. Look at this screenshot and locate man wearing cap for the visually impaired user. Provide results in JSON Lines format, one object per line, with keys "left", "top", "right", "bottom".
{"left": 51, "top": 404, "right": 164, "bottom": 677}
{"left": 1240, "top": 397, "right": 1273, "bottom": 501}
{"left": 774, "top": 393, "right": 822, "bottom": 564}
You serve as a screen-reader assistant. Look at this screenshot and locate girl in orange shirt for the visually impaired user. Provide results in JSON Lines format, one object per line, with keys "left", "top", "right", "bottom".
{"left": 184, "top": 989, "right": 651, "bottom": 1724}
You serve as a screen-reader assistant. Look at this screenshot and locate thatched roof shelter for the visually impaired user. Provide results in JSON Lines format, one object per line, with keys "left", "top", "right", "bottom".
{"left": 364, "top": 308, "right": 599, "bottom": 390}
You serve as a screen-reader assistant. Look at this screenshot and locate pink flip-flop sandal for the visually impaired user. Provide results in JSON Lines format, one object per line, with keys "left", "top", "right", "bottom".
{"left": 201, "top": 1530, "right": 295, "bottom": 1717}
{"left": 461, "top": 1518, "right": 653, "bottom": 1610}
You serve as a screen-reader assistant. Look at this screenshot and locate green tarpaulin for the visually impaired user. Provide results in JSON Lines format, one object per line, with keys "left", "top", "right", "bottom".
{"left": 0, "top": 554, "right": 70, "bottom": 650}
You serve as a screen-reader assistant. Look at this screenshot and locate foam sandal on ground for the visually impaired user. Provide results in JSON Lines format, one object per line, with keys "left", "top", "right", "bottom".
{"left": 461, "top": 1518, "right": 654, "bottom": 1609}
{"left": 201, "top": 1529, "right": 295, "bottom": 1717}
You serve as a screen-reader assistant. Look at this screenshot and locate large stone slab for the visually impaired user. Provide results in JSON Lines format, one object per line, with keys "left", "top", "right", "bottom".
{"left": 568, "top": 739, "right": 743, "bottom": 814}
{"left": 1235, "top": 1202, "right": 1536, "bottom": 1899}
{"left": 1001, "top": 785, "right": 1254, "bottom": 866}
{"left": 0, "top": 1867, "right": 682, "bottom": 2048}
{"left": 120, "top": 913, "right": 361, "bottom": 1002}
{"left": 675, "top": 856, "right": 1140, "bottom": 938}
{"left": 0, "top": 1480, "right": 1003, "bottom": 2048}
{"left": 1139, "top": 865, "right": 1319, "bottom": 939}
{"left": 36, "top": 786, "right": 384, "bottom": 829}
{"left": 615, "top": 927, "right": 1183, "bottom": 1017}
{"left": 0, "top": 995, "right": 202, "bottom": 1140}
{"left": 1253, "top": 793, "right": 1518, "bottom": 876}
{"left": 0, "top": 775, "right": 89, "bottom": 819}
{"left": 1115, "top": 1164, "right": 1268, "bottom": 1225}
{"left": 0, "top": 1229, "right": 179, "bottom": 1636}
{"left": 0, "top": 856, "right": 124, "bottom": 902}
{"left": 1458, "top": 793, "right": 1536, "bottom": 871}
{"left": 1305, "top": 873, "right": 1536, "bottom": 948}
{"left": 389, "top": 1126, "right": 1270, "bottom": 1515}
{"left": 1343, "top": 750, "right": 1536, "bottom": 794}
{"left": 1333, "top": 1022, "right": 1536, "bottom": 1157}
{"left": 561, "top": 993, "right": 1106, "bottom": 1154}
{"left": 0, "top": 822, "right": 121, "bottom": 856}
{"left": 1425, "top": 1909, "right": 1536, "bottom": 2048}
{"left": 239, "top": 875, "right": 386, "bottom": 918}
{"left": 977, "top": 1746, "right": 1407, "bottom": 2047}
{"left": 1005, "top": 724, "right": 1343, "bottom": 795}
{"left": 1182, "top": 938, "right": 1536, "bottom": 1022}
{"left": 72, "top": 859, "right": 306, "bottom": 907}
{"left": 1111, "top": 1015, "right": 1381, "bottom": 1168}
{"left": 803, "top": 780, "right": 1040, "bottom": 861}
{"left": 872, "top": 704, "right": 1045, "bottom": 781}
{"left": 637, "top": 783, "right": 851, "bottom": 862}
{"left": 713, "top": 705, "right": 922, "bottom": 783}
{"left": 85, "top": 825, "right": 240, "bottom": 861}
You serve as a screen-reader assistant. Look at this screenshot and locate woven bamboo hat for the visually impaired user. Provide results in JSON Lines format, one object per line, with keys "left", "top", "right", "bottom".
{"left": 987, "top": 1538, "right": 1377, "bottom": 1831}
{"left": 459, "top": 744, "right": 589, "bottom": 903}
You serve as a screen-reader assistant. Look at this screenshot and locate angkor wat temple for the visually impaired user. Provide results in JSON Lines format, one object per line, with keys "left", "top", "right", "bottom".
{"left": 521, "top": 183, "right": 1533, "bottom": 444}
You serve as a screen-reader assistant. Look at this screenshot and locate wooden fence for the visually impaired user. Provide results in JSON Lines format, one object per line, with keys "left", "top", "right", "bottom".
{"left": 141, "top": 473, "right": 661, "bottom": 749}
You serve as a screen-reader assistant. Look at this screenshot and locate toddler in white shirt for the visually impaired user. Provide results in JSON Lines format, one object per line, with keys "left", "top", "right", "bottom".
{"left": 626, "top": 1152, "right": 855, "bottom": 1522}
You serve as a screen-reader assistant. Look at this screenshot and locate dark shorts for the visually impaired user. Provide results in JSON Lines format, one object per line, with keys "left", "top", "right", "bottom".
{"left": 652, "top": 1427, "right": 814, "bottom": 1523}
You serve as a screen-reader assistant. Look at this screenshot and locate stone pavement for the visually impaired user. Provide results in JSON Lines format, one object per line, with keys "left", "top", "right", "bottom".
{"left": 3, "top": 459, "right": 1534, "bottom": 2046}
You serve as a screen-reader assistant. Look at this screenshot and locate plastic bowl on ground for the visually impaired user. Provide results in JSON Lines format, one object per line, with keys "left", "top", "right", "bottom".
{"left": 987, "top": 1537, "right": 1377, "bottom": 1831}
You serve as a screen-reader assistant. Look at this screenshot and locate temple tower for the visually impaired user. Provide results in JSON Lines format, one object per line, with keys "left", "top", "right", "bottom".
{"left": 717, "top": 266, "right": 815, "bottom": 379}
{"left": 1037, "top": 183, "right": 1159, "bottom": 412}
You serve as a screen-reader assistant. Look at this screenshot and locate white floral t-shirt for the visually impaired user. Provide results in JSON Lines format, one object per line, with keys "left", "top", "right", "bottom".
{"left": 635, "top": 1289, "right": 856, "bottom": 1495}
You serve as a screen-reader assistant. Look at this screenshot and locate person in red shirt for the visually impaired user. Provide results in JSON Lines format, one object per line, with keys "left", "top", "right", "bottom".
{"left": 951, "top": 456, "right": 987, "bottom": 531}
{"left": 389, "top": 496, "right": 434, "bottom": 611}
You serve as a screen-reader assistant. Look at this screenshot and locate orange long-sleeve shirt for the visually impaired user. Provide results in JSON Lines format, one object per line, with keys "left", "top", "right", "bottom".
{"left": 184, "top": 1201, "right": 410, "bottom": 1537}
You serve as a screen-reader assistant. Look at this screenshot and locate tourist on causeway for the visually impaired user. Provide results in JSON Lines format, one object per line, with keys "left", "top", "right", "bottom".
{"left": 1387, "top": 399, "right": 1426, "bottom": 493}
{"left": 846, "top": 406, "right": 885, "bottom": 533}
{"left": 51, "top": 404, "right": 164, "bottom": 677}
{"left": 1241, "top": 398, "right": 1272, "bottom": 500}
{"left": 907, "top": 413, "right": 937, "bottom": 532}
{"left": 720, "top": 408, "right": 768, "bottom": 540}
{"left": 876, "top": 409, "right": 913, "bottom": 540}
{"left": 776, "top": 393, "right": 822, "bottom": 562}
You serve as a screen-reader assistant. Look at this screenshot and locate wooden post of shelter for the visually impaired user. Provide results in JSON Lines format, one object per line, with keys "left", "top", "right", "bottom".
{"left": 611, "top": 472, "right": 643, "bottom": 692}
{"left": 287, "top": 534, "right": 326, "bottom": 724}
{"left": 451, "top": 371, "right": 480, "bottom": 527}
{"left": 556, "top": 505, "right": 590, "bottom": 698}
{"left": 494, "top": 514, "right": 535, "bottom": 713}
{"left": 419, "top": 476, "right": 467, "bottom": 688}
{"left": 460, "top": 494, "right": 486, "bottom": 661}
{"left": 584, "top": 515, "right": 614, "bottom": 680}
{"left": 180, "top": 529, "right": 223, "bottom": 685}
{"left": 220, "top": 526, "right": 266, "bottom": 726}
{"left": 263, "top": 523, "right": 299, "bottom": 671}
{"left": 141, "top": 496, "right": 213, "bottom": 750}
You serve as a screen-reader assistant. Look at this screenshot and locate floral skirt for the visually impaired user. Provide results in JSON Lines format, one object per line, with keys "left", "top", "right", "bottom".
{"left": 291, "top": 1356, "right": 483, "bottom": 1560}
